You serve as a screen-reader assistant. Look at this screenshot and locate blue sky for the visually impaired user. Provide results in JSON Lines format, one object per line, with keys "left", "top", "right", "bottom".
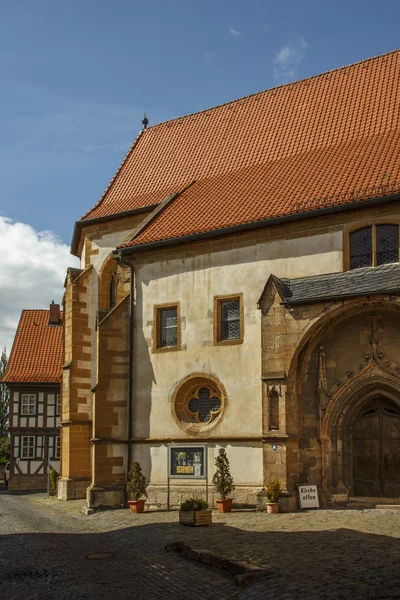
{"left": 1, "top": 0, "right": 400, "bottom": 244}
{"left": 0, "top": 0, "right": 400, "bottom": 349}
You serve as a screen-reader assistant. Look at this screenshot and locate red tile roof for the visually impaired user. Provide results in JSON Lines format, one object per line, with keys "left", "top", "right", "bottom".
{"left": 82, "top": 50, "right": 400, "bottom": 247}
{"left": 1, "top": 310, "right": 63, "bottom": 384}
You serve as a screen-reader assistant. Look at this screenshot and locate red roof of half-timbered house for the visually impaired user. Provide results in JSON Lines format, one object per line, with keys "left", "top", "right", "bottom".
{"left": 1, "top": 308, "right": 63, "bottom": 384}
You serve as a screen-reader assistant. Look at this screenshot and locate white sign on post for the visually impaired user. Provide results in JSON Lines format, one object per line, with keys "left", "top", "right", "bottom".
{"left": 298, "top": 485, "right": 319, "bottom": 509}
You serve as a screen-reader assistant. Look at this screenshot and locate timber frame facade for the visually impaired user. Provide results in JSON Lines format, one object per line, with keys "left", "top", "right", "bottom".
{"left": 8, "top": 383, "right": 61, "bottom": 490}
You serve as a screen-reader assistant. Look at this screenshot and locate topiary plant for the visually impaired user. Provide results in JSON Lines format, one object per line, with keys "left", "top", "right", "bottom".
{"left": 212, "top": 448, "right": 234, "bottom": 499}
{"left": 180, "top": 497, "right": 209, "bottom": 511}
{"left": 49, "top": 468, "right": 59, "bottom": 490}
{"left": 126, "top": 461, "right": 148, "bottom": 501}
{"left": 265, "top": 477, "right": 282, "bottom": 503}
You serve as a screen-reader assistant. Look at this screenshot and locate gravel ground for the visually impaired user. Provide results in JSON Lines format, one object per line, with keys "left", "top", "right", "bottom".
{"left": 1, "top": 483, "right": 400, "bottom": 600}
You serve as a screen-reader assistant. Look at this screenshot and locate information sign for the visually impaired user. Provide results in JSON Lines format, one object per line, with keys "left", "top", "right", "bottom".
{"left": 169, "top": 445, "right": 206, "bottom": 479}
{"left": 298, "top": 485, "right": 320, "bottom": 509}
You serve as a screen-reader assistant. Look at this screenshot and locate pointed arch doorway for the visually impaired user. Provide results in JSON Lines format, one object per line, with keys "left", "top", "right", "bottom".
{"left": 352, "top": 396, "right": 400, "bottom": 498}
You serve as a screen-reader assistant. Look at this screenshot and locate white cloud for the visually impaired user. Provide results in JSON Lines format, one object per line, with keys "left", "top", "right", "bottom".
{"left": 228, "top": 27, "right": 241, "bottom": 37}
{"left": 0, "top": 217, "right": 78, "bottom": 352}
{"left": 273, "top": 36, "right": 308, "bottom": 83}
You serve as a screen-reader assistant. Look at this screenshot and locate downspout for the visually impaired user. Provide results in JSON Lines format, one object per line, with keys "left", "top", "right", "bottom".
{"left": 117, "top": 256, "right": 135, "bottom": 495}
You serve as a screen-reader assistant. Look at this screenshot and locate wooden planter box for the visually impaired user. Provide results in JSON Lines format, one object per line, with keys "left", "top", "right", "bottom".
{"left": 179, "top": 509, "right": 212, "bottom": 527}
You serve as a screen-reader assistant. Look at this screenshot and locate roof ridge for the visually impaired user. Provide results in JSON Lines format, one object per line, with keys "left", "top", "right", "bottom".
{"left": 146, "top": 49, "right": 400, "bottom": 131}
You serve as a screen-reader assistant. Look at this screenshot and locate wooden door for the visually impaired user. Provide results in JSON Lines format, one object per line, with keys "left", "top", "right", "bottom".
{"left": 353, "top": 397, "right": 400, "bottom": 497}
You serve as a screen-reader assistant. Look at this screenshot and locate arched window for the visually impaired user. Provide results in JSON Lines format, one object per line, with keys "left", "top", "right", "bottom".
{"left": 350, "top": 224, "right": 399, "bottom": 270}
{"left": 109, "top": 269, "right": 118, "bottom": 309}
{"left": 269, "top": 390, "right": 280, "bottom": 430}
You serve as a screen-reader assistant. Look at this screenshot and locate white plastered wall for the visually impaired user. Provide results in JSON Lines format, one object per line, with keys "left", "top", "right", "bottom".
{"left": 133, "top": 230, "right": 342, "bottom": 441}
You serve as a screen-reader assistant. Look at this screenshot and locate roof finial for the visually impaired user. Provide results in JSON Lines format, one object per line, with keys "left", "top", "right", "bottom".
{"left": 142, "top": 112, "right": 149, "bottom": 130}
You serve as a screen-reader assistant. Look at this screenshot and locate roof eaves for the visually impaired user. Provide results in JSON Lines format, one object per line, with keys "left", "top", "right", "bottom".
{"left": 117, "top": 191, "right": 400, "bottom": 257}
{"left": 70, "top": 203, "right": 160, "bottom": 257}
{"left": 283, "top": 288, "right": 400, "bottom": 307}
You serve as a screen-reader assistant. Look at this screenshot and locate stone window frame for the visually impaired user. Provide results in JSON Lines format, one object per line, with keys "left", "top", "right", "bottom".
{"left": 213, "top": 293, "right": 244, "bottom": 346}
{"left": 171, "top": 372, "right": 227, "bottom": 434}
{"left": 20, "top": 393, "right": 37, "bottom": 416}
{"left": 343, "top": 220, "right": 400, "bottom": 271}
{"left": 21, "top": 436, "right": 35, "bottom": 459}
{"left": 153, "top": 302, "right": 181, "bottom": 353}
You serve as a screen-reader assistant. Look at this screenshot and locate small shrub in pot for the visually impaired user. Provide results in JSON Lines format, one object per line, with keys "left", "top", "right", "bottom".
{"left": 265, "top": 477, "right": 282, "bottom": 514}
{"left": 126, "top": 461, "right": 148, "bottom": 513}
{"left": 212, "top": 448, "right": 235, "bottom": 512}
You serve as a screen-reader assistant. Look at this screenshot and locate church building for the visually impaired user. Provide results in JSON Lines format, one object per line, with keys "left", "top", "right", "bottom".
{"left": 59, "top": 50, "right": 400, "bottom": 510}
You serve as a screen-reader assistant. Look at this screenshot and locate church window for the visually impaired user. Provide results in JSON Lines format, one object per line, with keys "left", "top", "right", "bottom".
{"left": 109, "top": 269, "right": 118, "bottom": 309}
{"left": 269, "top": 390, "right": 280, "bottom": 430}
{"left": 376, "top": 224, "right": 399, "bottom": 265}
{"left": 350, "top": 227, "right": 372, "bottom": 269}
{"left": 172, "top": 374, "right": 226, "bottom": 433}
{"left": 154, "top": 304, "right": 180, "bottom": 351}
{"left": 214, "top": 294, "right": 243, "bottom": 345}
{"left": 188, "top": 387, "right": 222, "bottom": 423}
{"left": 350, "top": 224, "right": 399, "bottom": 270}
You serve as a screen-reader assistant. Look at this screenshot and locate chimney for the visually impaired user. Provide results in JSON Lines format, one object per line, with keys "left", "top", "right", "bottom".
{"left": 49, "top": 300, "right": 61, "bottom": 326}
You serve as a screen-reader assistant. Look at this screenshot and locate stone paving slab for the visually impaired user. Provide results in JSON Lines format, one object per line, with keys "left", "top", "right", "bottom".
{"left": 3, "top": 489, "right": 400, "bottom": 599}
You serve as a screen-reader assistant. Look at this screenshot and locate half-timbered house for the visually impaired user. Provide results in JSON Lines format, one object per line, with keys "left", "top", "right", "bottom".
{"left": 1, "top": 303, "right": 63, "bottom": 490}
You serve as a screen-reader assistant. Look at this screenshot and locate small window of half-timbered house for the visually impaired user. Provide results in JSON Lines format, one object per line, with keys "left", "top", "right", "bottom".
{"left": 56, "top": 394, "right": 61, "bottom": 416}
{"left": 21, "top": 436, "right": 35, "bottom": 459}
{"left": 21, "top": 394, "right": 36, "bottom": 416}
{"left": 55, "top": 436, "right": 60, "bottom": 459}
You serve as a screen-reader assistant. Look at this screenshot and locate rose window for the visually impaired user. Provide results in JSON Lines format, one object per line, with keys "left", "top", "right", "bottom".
{"left": 171, "top": 375, "right": 227, "bottom": 433}
{"left": 188, "top": 387, "right": 222, "bottom": 423}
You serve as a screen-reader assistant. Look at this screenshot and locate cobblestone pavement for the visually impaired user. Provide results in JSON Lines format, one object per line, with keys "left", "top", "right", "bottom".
{"left": 1, "top": 484, "right": 400, "bottom": 600}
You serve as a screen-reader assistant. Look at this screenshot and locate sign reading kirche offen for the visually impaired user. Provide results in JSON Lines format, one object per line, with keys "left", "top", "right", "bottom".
{"left": 298, "top": 485, "right": 319, "bottom": 509}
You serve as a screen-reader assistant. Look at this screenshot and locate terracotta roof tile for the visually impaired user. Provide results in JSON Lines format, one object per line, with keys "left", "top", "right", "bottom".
{"left": 82, "top": 50, "right": 400, "bottom": 245}
{"left": 1, "top": 310, "right": 63, "bottom": 384}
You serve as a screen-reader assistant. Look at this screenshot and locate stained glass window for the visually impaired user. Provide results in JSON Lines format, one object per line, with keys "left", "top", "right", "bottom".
{"left": 160, "top": 307, "right": 178, "bottom": 347}
{"left": 220, "top": 299, "right": 241, "bottom": 340}
{"left": 350, "top": 227, "right": 372, "bottom": 269}
{"left": 376, "top": 224, "right": 399, "bottom": 265}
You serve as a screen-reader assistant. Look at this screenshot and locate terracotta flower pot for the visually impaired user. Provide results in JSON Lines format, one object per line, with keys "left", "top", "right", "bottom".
{"left": 128, "top": 499, "right": 145, "bottom": 513}
{"left": 216, "top": 498, "right": 233, "bottom": 513}
{"left": 266, "top": 502, "right": 279, "bottom": 514}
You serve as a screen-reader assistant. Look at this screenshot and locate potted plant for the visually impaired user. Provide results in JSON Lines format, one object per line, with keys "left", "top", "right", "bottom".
{"left": 179, "top": 497, "right": 212, "bottom": 526}
{"left": 265, "top": 477, "right": 282, "bottom": 514}
{"left": 126, "top": 461, "right": 148, "bottom": 513}
{"left": 212, "top": 448, "right": 235, "bottom": 512}
{"left": 49, "top": 468, "right": 59, "bottom": 496}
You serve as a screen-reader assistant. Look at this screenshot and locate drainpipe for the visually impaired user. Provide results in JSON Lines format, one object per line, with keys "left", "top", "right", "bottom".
{"left": 117, "top": 256, "right": 135, "bottom": 494}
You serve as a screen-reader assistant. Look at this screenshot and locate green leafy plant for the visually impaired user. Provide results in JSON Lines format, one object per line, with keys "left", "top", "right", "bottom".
{"left": 212, "top": 448, "right": 234, "bottom": 499}
{"left": 180, "top": 497, "right": 209, "bottom": 511}
{"left": 0, "top": 436, "right": 10, "bottom": 462}
{"left": 265, "top": 477, "right": 282, "bottom": 503}
{"left": 126, "top": 461, "right": 148, "bottom": 501}
{"left": 49, "top": 468, "right": 59, "bottom": 490}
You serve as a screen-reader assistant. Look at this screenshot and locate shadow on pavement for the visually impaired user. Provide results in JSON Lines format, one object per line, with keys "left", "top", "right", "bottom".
{"left": 0, "top": 515, "right": 400, "bottom": 600}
